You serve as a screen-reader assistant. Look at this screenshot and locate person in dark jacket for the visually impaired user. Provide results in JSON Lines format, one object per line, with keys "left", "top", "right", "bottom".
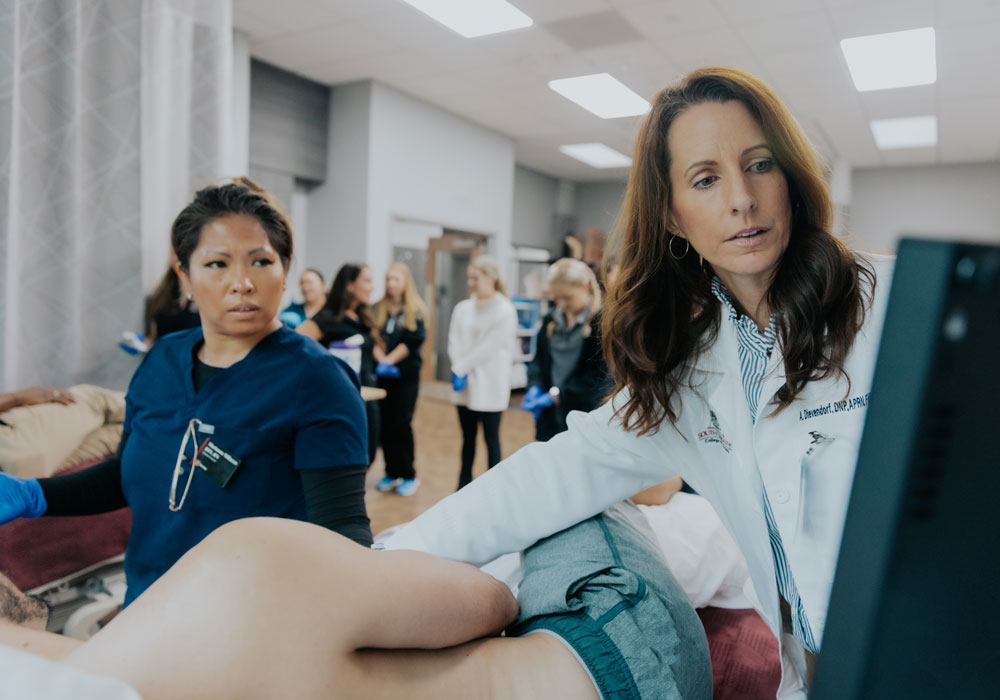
{"left": 371, "top": 262, "right": 427, "bottom": 496}
{"left": 298, "top": 263, "right": 383, "bottom": 464}
{"left": 522, "top": 258, "right": 611, "bottom": 442}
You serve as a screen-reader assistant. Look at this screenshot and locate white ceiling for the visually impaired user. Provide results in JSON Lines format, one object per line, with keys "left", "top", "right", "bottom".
{"left": 233, "top": 0, "right": 1000, "bottom": 182}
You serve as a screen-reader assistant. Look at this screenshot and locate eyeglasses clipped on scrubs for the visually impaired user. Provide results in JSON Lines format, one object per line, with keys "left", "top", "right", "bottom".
{"left": 169, "top": 418, "right": 211, "bottom": 511}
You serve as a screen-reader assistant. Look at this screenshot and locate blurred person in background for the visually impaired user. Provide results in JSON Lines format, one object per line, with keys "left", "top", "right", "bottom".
{"left": 299, "top": 263, "right": 382, "bottom": 464}
{"left": 522, "top": 258, "right": 610, "bottom": 442}
{"left": 371, "top": 262, "right": 427, "bottom": 496}
{"left": 447, "top": 255, "right": 517, "bottom": 490}
{"left": 280, "top": 268, "right": 327, "bottom": 328}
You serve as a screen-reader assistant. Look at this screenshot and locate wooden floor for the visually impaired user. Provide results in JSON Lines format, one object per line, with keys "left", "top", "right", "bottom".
{"left": 363, "top": 382, "right": 535, "bottom": 535}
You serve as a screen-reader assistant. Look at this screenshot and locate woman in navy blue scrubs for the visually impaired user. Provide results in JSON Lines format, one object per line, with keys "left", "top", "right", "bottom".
{"left": 0, "top": 178, "right": 372, "bottom": 605}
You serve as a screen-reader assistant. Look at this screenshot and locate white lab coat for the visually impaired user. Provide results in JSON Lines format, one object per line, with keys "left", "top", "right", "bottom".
{"left": 388, "top": 254, "right": 894, "bottom": 698}
{"left": 447, "top": 293, "right": 518, "bottom": 412}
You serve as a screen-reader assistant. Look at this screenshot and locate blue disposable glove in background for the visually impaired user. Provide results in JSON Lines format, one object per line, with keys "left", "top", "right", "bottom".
{"left": 0, "top": 473, "right": 47, "bottom": 523}
{"left": 451, "top": 372, "right": 468, "bottom": 391}
{"left": 376, "top": 361, "right": 401, "bottom": 378}
{"left": 520, "top": 385, "right": 543, "bottom": 412}
{"left": 529, "top": 391, "right": 554, "bottom": 420}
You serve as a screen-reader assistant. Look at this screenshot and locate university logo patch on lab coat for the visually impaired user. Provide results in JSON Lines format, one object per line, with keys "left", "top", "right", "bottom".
{"left": 697, "top": 411, "right": 733, "bottom": 453}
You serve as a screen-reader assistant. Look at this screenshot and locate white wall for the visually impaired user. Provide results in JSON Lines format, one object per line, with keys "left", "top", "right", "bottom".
{"left": 575, "top": 181, "right": 626, "bottom": 238}
{"left": 307, "top": 81, "right": 372, "bottom": 280}
{"left": 512, "top": 165, "right": 560, "bottom": 251}
{"left": 849, "top": 163, "right": 1000, "bottom": 254}
{"left": 366, "top": 82, "right": 515, "bottom": 283}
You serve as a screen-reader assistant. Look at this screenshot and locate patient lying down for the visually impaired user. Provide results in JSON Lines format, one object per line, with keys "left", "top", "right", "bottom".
{"left": 1, "top": 504, "right": 713, "bottom": 700}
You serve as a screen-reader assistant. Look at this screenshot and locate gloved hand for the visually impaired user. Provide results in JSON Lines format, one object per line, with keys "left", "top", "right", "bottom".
{"left": 0, "top": 473, "right": 47, "bottom": 523}
{"left": 376, "top": 362, "right": 401, "bottom": 378}
{"left": 520, "top": 385, "right": 543, "bottom": 412}
{"left": 451, "top": 372, "right": 468, "bottom": 391}
{"left": 528, "top": 391, "right": 553, "bottom": 421}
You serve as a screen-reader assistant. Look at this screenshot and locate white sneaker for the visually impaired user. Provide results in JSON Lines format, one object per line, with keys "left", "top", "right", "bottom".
{"left": 396, "top": 478, "right": 420, "bottom": 496}
{"left": 375, "top": 476, "right": 402, "bottom": 492}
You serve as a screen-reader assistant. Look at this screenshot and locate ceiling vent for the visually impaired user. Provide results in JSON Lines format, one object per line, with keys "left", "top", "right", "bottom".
{"left": 544, "top": 10, "right": 643, "bottom": 51}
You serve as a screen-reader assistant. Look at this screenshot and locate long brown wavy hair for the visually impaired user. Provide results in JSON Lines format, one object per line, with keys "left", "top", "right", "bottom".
{"left": 602, "top": 67, "right": 875, "bottom": 435}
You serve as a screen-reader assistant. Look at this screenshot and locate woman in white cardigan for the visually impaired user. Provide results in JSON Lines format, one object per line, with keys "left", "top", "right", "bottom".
{"left": 447, "top": 255, "right": 517, "bottom": 490}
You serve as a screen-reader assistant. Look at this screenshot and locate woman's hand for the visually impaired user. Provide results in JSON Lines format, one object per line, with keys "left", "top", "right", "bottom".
{"left": 12, "top": 386, "right": 76, "bottom": 407}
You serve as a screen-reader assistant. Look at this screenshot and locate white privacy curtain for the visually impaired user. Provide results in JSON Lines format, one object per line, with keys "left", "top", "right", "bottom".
{"left": 0, "top": 0, "right": 231, "bottom": 391}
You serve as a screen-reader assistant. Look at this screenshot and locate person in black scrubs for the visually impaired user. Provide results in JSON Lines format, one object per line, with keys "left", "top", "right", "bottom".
{"left": 146, "top": 261, "right": 201, "bottom": 341}
{"left": 298, "top": 263, "right": 382, "bottom": 464}
{"left": 371, "top": 262, "right": 427, "bottom": 496}
{"left": 0, "top": 178, "right": 372, "bottom": 605}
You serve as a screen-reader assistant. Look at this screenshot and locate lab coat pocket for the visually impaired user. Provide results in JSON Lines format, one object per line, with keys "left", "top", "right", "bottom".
{"left": 185, "top": 424, "right": 289, "bottom": 513}
{"left": 796, "top": 432, "right": 840, "bottom": 540}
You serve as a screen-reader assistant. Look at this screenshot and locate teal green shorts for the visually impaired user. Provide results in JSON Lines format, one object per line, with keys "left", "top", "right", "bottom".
{"left": 508, "top": 502, "right": 712, "bottom": 700}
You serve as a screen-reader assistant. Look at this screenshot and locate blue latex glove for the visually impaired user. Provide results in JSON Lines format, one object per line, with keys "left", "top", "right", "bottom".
{"left": 376, "top": 361, "right": 401, "bottom": 378}
{"left": 529, "top": 391, "right": 554, "bottom": 421}
{"left": 520, "top": 385, "right": 543, "bottom": 412}
{"left": 451, "top": 372, "right": 468, "bottom": 391}
{"left": 0, "top": 473, "right": 47, "bottom": 523}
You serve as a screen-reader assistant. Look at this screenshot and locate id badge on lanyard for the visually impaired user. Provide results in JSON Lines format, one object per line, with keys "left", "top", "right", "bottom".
{"left": 168, "top": 419, "right": 243, "bottom": 511}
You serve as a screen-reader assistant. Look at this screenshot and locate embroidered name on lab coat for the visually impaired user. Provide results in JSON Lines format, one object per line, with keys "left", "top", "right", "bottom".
{"left": 798, "top": 392, "right": 870, "bottom": 421}
{"left": 697, "top": 411, "right": 733, "bottom": 453}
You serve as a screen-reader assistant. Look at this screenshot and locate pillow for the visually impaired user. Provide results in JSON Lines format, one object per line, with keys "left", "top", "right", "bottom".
{"left": 62, "top": 423, "right": 124, "bottom": 470}
{"left": 0, "top": 385, "right": 124, "bottom": 478}
{"left": 636, "top": 493, "right": 752, "bottom": 609}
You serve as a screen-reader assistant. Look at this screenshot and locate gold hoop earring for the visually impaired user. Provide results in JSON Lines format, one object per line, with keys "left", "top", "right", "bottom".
{"left": 668, "top": 234, "right": 689, "bottom": 261}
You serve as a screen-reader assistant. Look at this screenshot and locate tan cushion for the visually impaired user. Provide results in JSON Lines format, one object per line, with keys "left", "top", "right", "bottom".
{"left": 0, "top": 385, "right": 125, "bottom": 479}
{"left": 61, "top": 423, "right": 124, "bottom": 470}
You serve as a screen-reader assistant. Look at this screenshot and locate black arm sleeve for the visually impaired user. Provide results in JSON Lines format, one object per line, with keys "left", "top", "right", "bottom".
{"left": 299, "top": 465, "right": 373, "bottom": 547}
{"left": 37, "top": 432, "right": 129, "bottom": 516}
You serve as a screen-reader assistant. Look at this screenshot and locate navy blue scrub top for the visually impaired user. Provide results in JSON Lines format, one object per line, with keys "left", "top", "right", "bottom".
{"left": 120, "top": 325, "right": 368, "bottom": 605}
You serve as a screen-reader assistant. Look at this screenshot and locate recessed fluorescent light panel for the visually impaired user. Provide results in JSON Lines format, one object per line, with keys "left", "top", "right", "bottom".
{"left": 559, "top": 143, "right": 632, "bottom": 169}
{"left": 840, "top": 27, "right": 936, "bottom": 91}
{"left": 548, "top": 73, "right": 650, "bottom": 119}
{"left": 870, "top": 115, "right": 938, "bottom": 149}
{"left": 400, "top": 0, "right": 532, "bottom": 38}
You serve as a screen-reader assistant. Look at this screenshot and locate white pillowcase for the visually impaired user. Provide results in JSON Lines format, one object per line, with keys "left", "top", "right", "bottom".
{"left": 636, "top": 492, "right": 752, "bottom": 609}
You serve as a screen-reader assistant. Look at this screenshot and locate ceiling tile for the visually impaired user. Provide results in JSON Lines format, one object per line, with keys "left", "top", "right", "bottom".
{"left": 756, "top": 48, "right": 857, "bottom": 112}
{"left": 233, "top": 0, "right": 342, "bottom": 36}
{"left": 511, "top": 0, "right": 613, "bottom": 24}
{"left": 616, "top": 1, "right": 727, "bottom": 39}
{"left": 935, "top": 0, "right": 1000, "bottom": 27}
{"left": 938, "top": 96, "right": 1000, "bottom": 162}
{"left": 715, "top": 0, "right": 824, "bottom": 24}
{"left": 735, "top": 13, "right": 839, "bottom": 56}
{"left": 657, "top": 26, "right": 752, "bottom": 67}
{"left": 250, "top": 20, "right": 388, "bottom": 69}
{"left": 858, "top": 84, "right": 937, "bottom": 119}
{"left": 879, "top": 147, "right": 939, "bottom": 167}
{"left": 825, "top": 0, "right": 934, "bottom": 40}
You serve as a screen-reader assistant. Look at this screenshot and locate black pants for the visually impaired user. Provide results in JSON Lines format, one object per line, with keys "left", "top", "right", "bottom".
{"left": 378, "top": 374, "right": 420, "bottom": 480}
{"left": 456, "top": 406, "right": 502, "bottom": 490}
{"left": 364, "top": 394, "right": 380, "bottom": 466}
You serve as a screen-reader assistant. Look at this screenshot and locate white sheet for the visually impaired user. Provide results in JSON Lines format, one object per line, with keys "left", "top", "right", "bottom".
{"left": 0, "top": 645, "right": 142, "bottom": 700}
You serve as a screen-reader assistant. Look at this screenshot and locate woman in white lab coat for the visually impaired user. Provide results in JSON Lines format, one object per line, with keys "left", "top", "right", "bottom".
{"left": 387, "top": 66, "right": 890, "bottom": 698}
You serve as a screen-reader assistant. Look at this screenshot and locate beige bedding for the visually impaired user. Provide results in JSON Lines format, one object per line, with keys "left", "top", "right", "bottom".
{"left": 0, "top": 385, "right": 125, "bottom": 478}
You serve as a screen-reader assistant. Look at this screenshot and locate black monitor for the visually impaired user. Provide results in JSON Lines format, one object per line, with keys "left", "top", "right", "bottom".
{"left": 813, "top": 239, "right": 1000, "bottom": 699}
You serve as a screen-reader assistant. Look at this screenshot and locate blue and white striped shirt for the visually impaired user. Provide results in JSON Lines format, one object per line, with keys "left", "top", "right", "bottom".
{"left": 711, "top": 277, "right": 819, "bottom": 654}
